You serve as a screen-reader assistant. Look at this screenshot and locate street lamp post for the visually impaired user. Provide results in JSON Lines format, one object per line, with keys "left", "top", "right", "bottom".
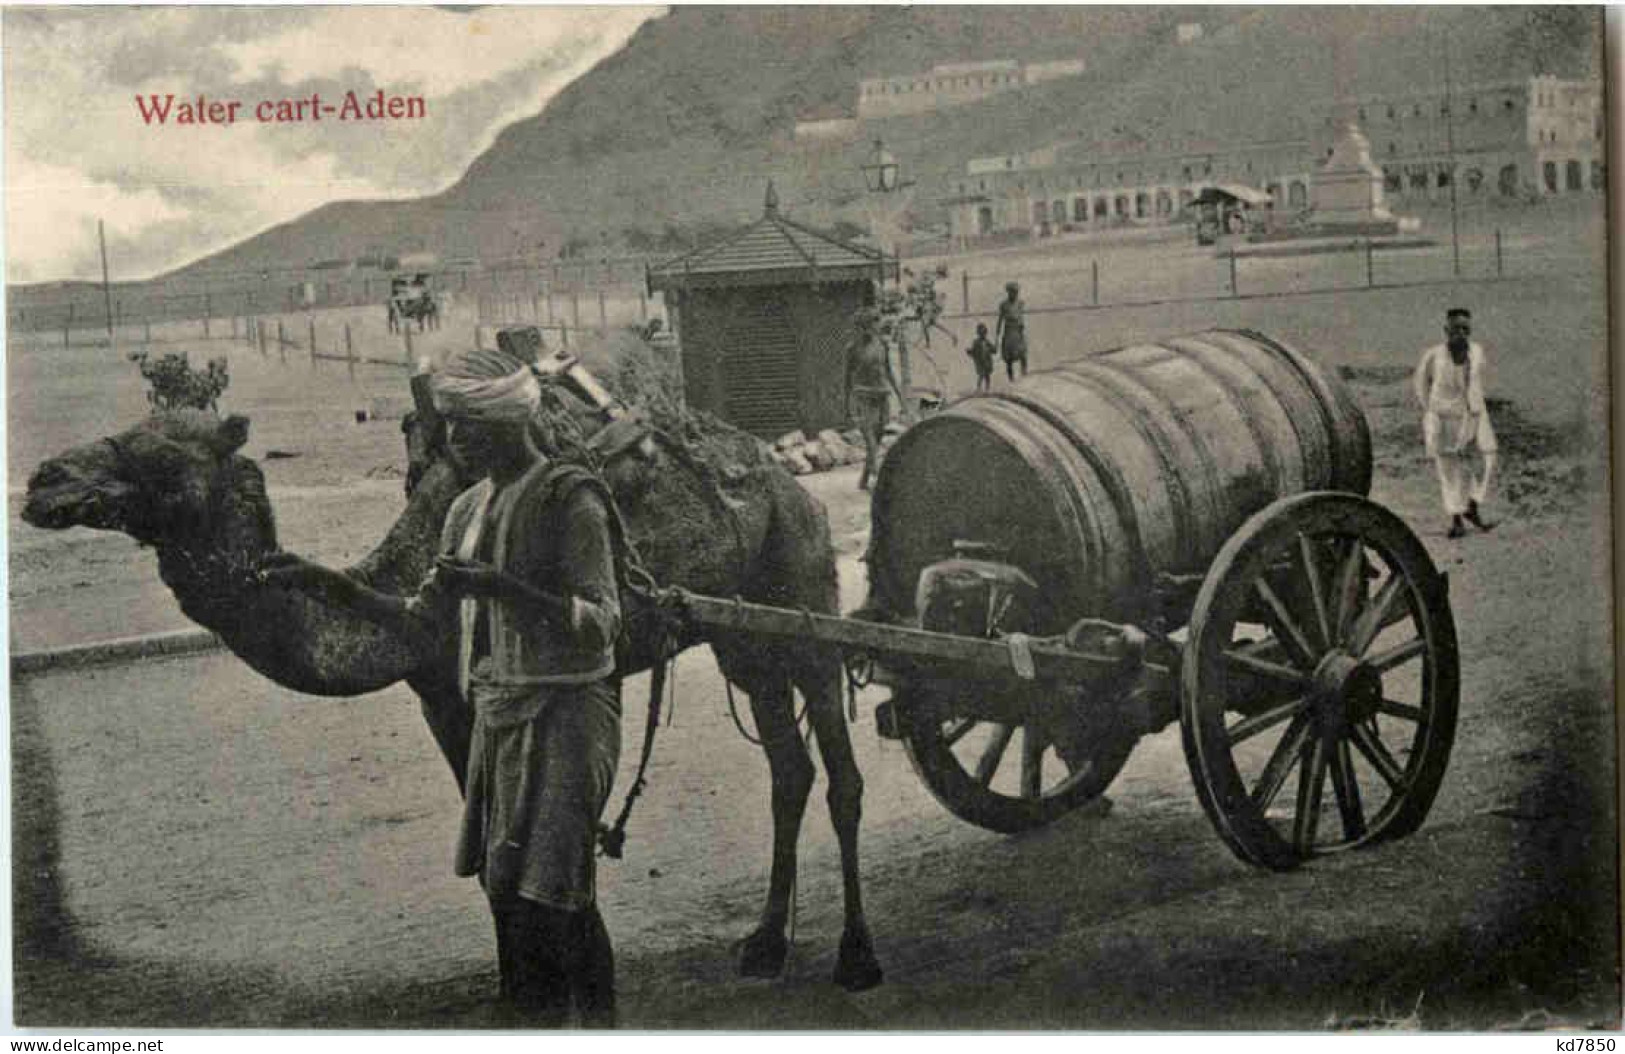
{"left": 861, "top": 138, "right": 902, "bottom": 195}
{"left": 860, "top": 139, "right": 916, "bottom": 421}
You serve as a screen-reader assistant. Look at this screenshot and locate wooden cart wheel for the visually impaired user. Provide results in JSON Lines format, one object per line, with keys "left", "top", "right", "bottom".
{"left": 1180, "top": 492, "right": 1459, "bottom": 870}
{"left": 901, "top": 683, "right": 1137, "bottom": 834}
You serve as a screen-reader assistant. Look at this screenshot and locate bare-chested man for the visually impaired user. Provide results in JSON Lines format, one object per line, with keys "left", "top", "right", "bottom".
{"left": 845, "top": 308, "right": 902, "bottom": 491}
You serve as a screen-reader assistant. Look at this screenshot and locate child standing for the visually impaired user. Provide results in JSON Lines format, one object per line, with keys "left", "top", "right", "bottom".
{"left": 968, "top": 322, "right": 996, "bottom": 392}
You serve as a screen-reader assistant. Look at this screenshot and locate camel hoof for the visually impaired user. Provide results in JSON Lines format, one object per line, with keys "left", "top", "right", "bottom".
{"left": 834, "top": 930, "right": 883, "bottom": 992}
{"left": 737, "top": 926, "right": 788, "bottom": 979}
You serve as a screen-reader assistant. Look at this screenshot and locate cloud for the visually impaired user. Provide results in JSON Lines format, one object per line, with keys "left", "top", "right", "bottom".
{"left": 5, "top": 159, "right": 191, "bottom": 283}
{"left": 3, "top": 5, "right": 661, "bottom": 283}
{"left": 217, "top": 6, "right": 652, "bottom": 99}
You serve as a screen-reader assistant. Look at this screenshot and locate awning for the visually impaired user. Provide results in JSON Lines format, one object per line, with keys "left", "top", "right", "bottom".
{"left": 1194, "top": 183, "right": 1274, "bottom": 207}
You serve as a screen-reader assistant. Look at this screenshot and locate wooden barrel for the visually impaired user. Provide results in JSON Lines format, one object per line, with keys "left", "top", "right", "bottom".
{"left": 869, "top": 329, "right": 1371, "bottom": 627}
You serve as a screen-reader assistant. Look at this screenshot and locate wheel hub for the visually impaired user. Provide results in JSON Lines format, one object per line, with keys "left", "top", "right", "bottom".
{"left": 1310, "top": 651, "right": 1383, "bottom": 732}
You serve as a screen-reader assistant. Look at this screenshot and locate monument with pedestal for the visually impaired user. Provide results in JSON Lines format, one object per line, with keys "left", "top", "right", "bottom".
{"left": 1227, "top": 121, "right": 1428, "bottom": 257}
{"left": 1305, "top": 122, "right": 1417, "bottom": 236}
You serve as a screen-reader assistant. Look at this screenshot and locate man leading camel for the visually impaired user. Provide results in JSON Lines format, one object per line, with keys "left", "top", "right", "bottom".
{"left": 263, "top": 345, "right": 625, "bottom": 1027}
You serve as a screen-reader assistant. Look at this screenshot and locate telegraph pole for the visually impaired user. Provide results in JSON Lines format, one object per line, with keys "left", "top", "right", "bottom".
{"left": 98, "top": 219, "right": 116, "bottom": 344}
{"left": 1443, "top": 33, "right": 1461, "bottom": 275}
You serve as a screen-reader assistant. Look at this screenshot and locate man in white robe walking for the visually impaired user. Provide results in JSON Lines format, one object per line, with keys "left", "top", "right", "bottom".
{"left": 1414, "top": 307, "right": 1498, "bottom": 539}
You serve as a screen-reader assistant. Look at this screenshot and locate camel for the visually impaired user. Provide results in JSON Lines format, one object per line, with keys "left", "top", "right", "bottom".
{"left": 21, "top": 331, "right": 882, "bottom": 993}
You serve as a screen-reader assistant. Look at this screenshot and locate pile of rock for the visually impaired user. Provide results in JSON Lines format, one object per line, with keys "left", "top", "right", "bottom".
{"left": 768, "top": 427, "right": 864, "bottom": 475}
{"left": 766, "top": 423, "right": 907, "bottom": 476}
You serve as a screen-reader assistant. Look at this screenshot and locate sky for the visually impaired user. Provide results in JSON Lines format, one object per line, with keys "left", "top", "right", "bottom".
{"left": 2, "top": 5, "right": 662, "bottom": 284}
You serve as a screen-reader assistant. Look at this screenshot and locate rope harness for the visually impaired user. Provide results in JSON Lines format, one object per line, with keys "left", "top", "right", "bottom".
{"left": 596, "top": 597, "right": 677, "bottom": 859}
{"left": 592, "top": 489, "right": 676, "bottom": 860}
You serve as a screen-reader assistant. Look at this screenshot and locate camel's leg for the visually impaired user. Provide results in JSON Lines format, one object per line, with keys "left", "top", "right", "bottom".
{"left": 716, "top": 643, "right": 813, "bottom": 979}
{"left": 797, "top": 654, "right": 883, "bottom": 991}
{"left": 732, "top": 467, "right": 882, "bottom": 987}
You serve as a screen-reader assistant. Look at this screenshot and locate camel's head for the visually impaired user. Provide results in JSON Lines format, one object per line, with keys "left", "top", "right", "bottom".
{"left": 401, "top": 408, "right": 447, "bottom": 496}
{"left": 24, "top": 411, "right": 258, "bottom": 545}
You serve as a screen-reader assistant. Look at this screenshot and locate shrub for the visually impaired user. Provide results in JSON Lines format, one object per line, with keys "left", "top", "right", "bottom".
{"left": 128, "top": 350, "right": 230, "bottom": 413}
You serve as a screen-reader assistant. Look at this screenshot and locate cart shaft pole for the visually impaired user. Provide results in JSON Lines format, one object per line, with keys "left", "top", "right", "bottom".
{"left": 666, "top": 591, "right": 1124, "bottom": 683}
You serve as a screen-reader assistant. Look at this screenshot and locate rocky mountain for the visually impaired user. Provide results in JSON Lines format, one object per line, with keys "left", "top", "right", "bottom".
{"left": 166, "top": 5, "right": 1600, "bottom": 279}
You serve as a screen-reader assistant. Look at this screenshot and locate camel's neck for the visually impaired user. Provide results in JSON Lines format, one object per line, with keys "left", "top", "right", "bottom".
{"left": 152, "top": 455, "right": 279, "bottom": 620}
{"left": 345, "top": 458, "right": 464, "bottom": 592}
{"left": 607, "top": 433, "right": 772, "bottom": 599}
{"left": 154, "top": 457, "right": 465, "bottom": 697}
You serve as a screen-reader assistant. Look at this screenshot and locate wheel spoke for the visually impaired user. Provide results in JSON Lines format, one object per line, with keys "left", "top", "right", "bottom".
{"left": 1375, "top": 696, "right": 1427, "bottom": 723}
{"left": 1226, "top": 695, "right": 1309, "bottom": 745}
{"left": 1332, "top": 538, "right": 1365, "bottom": 644}
{"left": 1254, "top": 577, "right": 1318, "bottom": 669}
{"left": 1350, "top": 722, "right": 1406, "bottom": 789}
{"left": 1233, "top": 636, "right": 1289, "bottom": 661}
{"left": 1369, "top": 637, "right": 1426, "bottom": 674}
{"left": 1293, "top": 737, "right": 1330, "bottom": 853}
{"left": 941, "top": 716, "right": 977, "bottom": 747}
{"left": 1020, "top": 726, "right": 1045, "bottom": 800}
{"left": 1297, "top": 533, "right": 1333, "bottom": 650}
{"left": 974, "top": 723, "right": 1015, "bottom": 787}
{"left": 1248, "top": 712, "right": 1312, "bottom": 811}
{"left": 1328, "top": 738, "right": 1368, "bottom": 840}
{"left": 1223, "top": 648, "right": 1311, "bottom": 688}
{"left": 1347, "top": 574, "right": 1407, "bottom": 658}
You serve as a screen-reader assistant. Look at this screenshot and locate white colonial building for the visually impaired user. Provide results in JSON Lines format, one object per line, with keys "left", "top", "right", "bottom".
{"left": 857, "top": 58, "right": 1086, "bottom": 120}
{"left": 792, "top": 104, "right": 860, "bottom": 143}
{"left": 946, "top": 75, "right": 1603, "bottom": 242}
{"left": 948, "top": 138, "right": 1314, "bottom": 240}
{"left": 1325, "top": 75, "right": 1605, "bottom": 201}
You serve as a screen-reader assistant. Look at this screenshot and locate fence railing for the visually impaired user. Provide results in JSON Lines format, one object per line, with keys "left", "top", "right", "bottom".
{"left": 943, "top": 228, "right": 1590, "bottom": 322}
{"left": 14, "top": 275, "right": 669, "bottom": 361}
{"left": 17, "top": 225, "right": 1593, "bottom": 364}
{"left": 7, "top": 255, "right": 660, "bottom": 335}
{"left": 235, "top": 314, "right": 415, "bottom": 376}
{"left": 474, "top": 286, "right": 656, "bottom": 338}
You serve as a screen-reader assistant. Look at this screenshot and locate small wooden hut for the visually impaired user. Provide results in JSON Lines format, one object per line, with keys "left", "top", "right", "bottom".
{"left": 647, "top": 184, "right": 898, "bottom": 439}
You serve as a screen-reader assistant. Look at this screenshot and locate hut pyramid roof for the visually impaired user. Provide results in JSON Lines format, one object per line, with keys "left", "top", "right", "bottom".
{"left": 648, "top": 182, "right": 896, "bottom": 292}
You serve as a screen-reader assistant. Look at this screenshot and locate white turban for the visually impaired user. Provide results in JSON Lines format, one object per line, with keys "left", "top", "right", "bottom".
{"left": 430, "top": 345, "right": 540, "bottom": 423}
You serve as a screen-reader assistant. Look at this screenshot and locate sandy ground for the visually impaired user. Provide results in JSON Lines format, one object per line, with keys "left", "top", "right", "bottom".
{"left": 7, "top": 233, "right": 1618, "bottom": 1030}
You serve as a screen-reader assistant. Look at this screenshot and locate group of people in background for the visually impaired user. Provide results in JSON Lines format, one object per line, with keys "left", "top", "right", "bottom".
{"left": 967, "top": 281, "right": 1028, "bottom": 391}
{"left": 843, "top": 279, "right": 1030, "bottom": 489}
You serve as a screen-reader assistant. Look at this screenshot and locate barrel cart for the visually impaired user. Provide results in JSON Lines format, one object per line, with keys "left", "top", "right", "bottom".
{"left": 388, "top": 273, "right": 441, "bottom": 334}
{"left": 660, "top": 329, "right": 1458, "bottom": 871}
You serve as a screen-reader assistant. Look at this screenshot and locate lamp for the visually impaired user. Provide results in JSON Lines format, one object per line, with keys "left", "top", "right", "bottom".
{"left": 857, "top": 138, "right": 912, "bottom": 277}
{"left": 861, "top": 139, "right": 901, "bottom": 194}
{"left": 857, "top": 138, "right": 918, "bottom": 421}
